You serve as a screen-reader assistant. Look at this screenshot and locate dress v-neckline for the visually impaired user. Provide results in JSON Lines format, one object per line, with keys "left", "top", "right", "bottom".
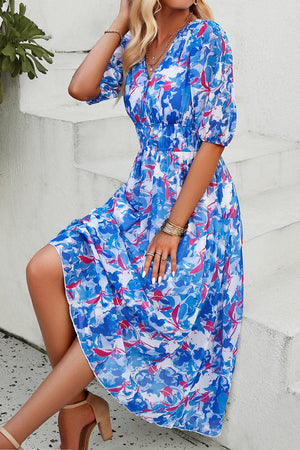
{"left": 143, "top": 18, "right": 199, "bottom": 81}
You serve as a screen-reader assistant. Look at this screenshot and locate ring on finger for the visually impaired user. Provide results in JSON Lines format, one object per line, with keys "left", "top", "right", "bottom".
{"left": 155, "top": 251, "right": 162, "bottom": 256}
{"left": 146, "top": 252, "right": 155, "bottom": 257}
{"left": 161, "top": 256, "right": 168, "bottom": 261}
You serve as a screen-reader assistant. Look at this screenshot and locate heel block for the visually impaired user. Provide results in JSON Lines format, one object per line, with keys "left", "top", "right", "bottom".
{"left": 85, "top": 393, "right": 113, "bottom": 442}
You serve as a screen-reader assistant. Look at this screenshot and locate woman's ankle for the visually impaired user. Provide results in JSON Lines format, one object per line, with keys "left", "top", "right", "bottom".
{"left": 0, "top": 429, "right": 20, "bottom": 450}
{"left": 64, "top": 389, "right": 87, "bottom": 406}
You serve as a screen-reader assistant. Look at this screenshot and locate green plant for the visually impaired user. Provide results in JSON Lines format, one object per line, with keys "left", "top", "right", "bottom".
{"left": 0, "top": 0, "right": 54, "bottom": 103}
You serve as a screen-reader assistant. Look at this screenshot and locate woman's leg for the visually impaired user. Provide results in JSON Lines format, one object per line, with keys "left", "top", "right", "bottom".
{"left": 26, "top": 244, "right": 86, "bottom": 403}
{"left": 0, "top": 243, "right": 96, "bottom": 449}
{"left": 0, "top": 337, "right": 95, "bottom": 449}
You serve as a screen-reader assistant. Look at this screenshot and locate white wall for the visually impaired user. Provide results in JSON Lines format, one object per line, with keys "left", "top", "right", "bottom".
{"left": 209, "top": 0, "right": 300, "bottom": 141}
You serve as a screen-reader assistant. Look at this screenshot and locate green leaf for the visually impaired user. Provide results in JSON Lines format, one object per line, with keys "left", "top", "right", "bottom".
{"left": 9, "top": 0, "right": 15, "bottom": 15}
{"left": 27, "top": 53, "right": 47, "bottom": 74}
{"left": 41, "top": 51, "right": 53, "bottom": 64}
{"left": 28, "top": 71, "right": 35, "bottom": 79}
{"left": 21, "top": 55, "right": 34, "bottom": 73}
{"left": 10, "top": 56, "right": 21, "bottom": 76}
{"left": 1, "top": 54, "right": 14, "bottom": 72}
{"left": 22, "top": 43, "right": 54, "bottom": 62}
{"left": 0, "top": 35, "right": 8, "bottom": 49}
{"left": 0, "top": 0, "right": 55, "bottom": 100}
{"left": 16, "top": 44, "right": 26, "bottom": 58}
{"left": 22, "top": 43, "right": 44, "bottom": 58}
{"left": 1, "top": 41, "right": 16, "bottom": 61}
{"left": 19, "top": 2, "right": 26, "bottom": 16}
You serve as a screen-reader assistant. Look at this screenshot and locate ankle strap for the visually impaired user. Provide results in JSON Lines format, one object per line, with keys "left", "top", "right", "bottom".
{"left": 62, "top": 398, "right": 88, "bottom": 409}
{"left": 0, "top": 427, "right": 23, "bottom": 449}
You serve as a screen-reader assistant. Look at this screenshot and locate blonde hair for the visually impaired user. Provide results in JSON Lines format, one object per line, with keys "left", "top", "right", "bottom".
{"left": 118, "top": 0, "right": 213, "bottom": 98}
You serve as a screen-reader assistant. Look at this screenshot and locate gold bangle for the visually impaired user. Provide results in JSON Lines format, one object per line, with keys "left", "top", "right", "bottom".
{"left": 104, "top": 30, "right": 123, "bottom": 44}
{"left": 167, "top": 219, "right": 188, "bottom": 231}
{"left": 160, "top": 219, "right": 187, "bottom": 237}
{"left": 163, "top": 218, "right": 188, "bottom": 232}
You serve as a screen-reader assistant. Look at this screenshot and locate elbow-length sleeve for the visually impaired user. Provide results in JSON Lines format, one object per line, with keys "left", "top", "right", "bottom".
{"left": 86, "top": 32, "right": 131, "bottom": 105}
{"left": 189, "top": 21, "right": 237, "bottom": 147}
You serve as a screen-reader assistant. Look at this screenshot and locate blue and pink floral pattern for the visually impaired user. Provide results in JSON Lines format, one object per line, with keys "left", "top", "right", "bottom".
{"left": 49, "top": 19, "right": 244, "bottom": 437}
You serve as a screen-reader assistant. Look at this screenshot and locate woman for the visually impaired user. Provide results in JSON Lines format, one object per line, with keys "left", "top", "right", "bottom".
{"left": 0, "top": 0, "right": 244, "bottom": 448}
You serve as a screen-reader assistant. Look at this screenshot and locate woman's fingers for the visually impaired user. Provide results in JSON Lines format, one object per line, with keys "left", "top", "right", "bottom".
{"left": 170, "top": 248, "right": 177, "bottom": 277}
{"left": 142, "top": 248, "right": 155, "bottom": 278}
{"left": 158, "top": 254, "right": 168, "bottom": 283}
{"left": 150, "top": 252, "right": 163, "bottom": 284}
{"left": 141, "top": 232, "right": 180, "bottom": 283}
{"left": 142, "top": 251, "right": 175, "bottom": 284}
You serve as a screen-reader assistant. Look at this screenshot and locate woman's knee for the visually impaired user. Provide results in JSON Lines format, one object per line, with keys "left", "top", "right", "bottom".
{"left": 26, "top": 244, "right": 63, "bottom": 288}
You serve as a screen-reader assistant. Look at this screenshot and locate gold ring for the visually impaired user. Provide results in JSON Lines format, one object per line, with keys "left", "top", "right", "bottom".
{"left": 146, "top": 252, "right": 155, "bottom": 257}
{"left": 155, "top": 252, "right": 162, "bottom": 256}
{"left": 161, "top": 256, "right": 168, "bottom": 261}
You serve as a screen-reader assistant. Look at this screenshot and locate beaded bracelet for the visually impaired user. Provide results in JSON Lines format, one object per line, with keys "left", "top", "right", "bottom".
{"left": 104, "top": 30, "right": 123, "bottom": 44}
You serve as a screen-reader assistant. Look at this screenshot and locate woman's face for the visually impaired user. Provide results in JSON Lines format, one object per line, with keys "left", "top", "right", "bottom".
{"left": 160, "top": 0, "right": 195, "bottom": 11}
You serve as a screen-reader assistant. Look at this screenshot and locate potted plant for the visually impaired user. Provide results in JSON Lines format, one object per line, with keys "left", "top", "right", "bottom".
{"left": 0, "top": 0, "right": 54, "bottom": 103}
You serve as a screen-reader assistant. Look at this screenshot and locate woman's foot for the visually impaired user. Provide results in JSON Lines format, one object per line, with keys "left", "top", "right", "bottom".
{"left": 58, "top": 399, "right": 96, "bottom": 450}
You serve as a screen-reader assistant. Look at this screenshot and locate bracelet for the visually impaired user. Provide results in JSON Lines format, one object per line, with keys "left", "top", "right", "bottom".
{"left": 167, "top": 219, "right": 188, "bottom": 231}
{"left": 104, "top": 30, "right": 123, "bottom": 44}
{"left": 160, "top": 218, "right": 188, "bottom": 237}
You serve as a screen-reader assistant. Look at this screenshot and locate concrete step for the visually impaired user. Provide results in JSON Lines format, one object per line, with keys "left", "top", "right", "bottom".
{"left": 223, "top": 132, "right": 300, "bottom": 198}
{"left": 39, "top": 107, "right": 300, "bottom": 198}
{"left": 244, "top": 263, "right": 300, "bottom": 377}
{"left": 241, "top": 184, "right": 300, "bottom": 281}
{"left": 54, "top": 112, "right": 300, "bottom": 199}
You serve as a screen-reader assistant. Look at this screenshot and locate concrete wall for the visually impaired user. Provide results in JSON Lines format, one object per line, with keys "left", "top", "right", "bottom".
{"left": 211, "top": 0, "right": 300, "bottom": 141}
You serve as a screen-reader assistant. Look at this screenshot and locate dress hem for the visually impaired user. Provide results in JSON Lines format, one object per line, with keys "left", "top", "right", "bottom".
{"left": 47, "top": 241, "right": 224, "bottom": 439}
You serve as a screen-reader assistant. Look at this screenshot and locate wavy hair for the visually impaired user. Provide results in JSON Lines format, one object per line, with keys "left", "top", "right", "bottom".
{"left": 117, "top": 0, "right": 213, "bottom": 98}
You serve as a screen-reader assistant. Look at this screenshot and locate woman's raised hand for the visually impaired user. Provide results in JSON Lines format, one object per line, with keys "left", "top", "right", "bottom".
{"left": 118, "top": 0, "right": 132, "bottom": 26}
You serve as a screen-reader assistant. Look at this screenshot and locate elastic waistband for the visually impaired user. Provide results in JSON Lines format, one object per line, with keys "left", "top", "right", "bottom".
{"left": 135, "top": 122, "right": 201, "bottom": 152}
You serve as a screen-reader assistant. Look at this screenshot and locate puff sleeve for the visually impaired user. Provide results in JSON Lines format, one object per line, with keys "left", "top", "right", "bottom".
{"left": 86, "top": 32, "right": 131, "bottom": 105}
{"left": 189, "top": 21, "right": 237, "bottom": 147}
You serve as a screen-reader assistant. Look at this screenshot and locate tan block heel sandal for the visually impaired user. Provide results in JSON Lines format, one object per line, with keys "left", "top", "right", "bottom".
{"left": 60, "top": 390, "right": 113, "bottom": 450}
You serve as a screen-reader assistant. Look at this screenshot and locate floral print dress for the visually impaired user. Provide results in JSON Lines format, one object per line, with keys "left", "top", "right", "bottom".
{"left": 49, "top": 19, "right": 244, "bottom": 437}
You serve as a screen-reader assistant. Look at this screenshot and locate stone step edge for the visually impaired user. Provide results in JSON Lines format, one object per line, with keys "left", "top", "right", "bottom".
{"left": 243, "top": 317, "right": 300, "bottom": 397}
{"left": 244, "top": 261, "right": 300, "bottom": 338}
{"left": 20, "top": 108, "right": 300, "bottom": 163}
